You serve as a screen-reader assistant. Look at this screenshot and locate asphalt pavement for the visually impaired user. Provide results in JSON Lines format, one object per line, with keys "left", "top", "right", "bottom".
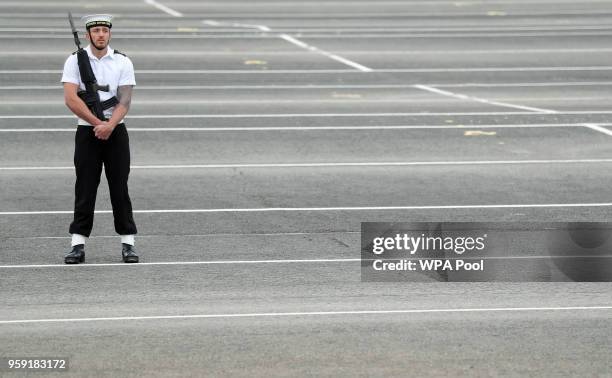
{"left": 1, "top": 1, "right": 611, "bottom": 377}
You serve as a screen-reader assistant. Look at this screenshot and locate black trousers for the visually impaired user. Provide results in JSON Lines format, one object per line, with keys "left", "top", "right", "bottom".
{"left": 69, "top": 124, "right": 137, "bottom": 237}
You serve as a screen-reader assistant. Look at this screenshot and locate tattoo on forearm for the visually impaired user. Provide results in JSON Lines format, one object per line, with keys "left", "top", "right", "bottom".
{"left": 117, "top": 85, "right": 133, "bottom": 110}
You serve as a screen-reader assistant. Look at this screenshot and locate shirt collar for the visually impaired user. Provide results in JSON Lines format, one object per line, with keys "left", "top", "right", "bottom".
{"left": 85, "top": 45, "right": 115, "bottom": 60}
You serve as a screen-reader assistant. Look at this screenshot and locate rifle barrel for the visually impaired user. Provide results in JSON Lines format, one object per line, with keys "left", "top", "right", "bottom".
{"left": 68, "top": 12, "right": 81, "bottom": 49}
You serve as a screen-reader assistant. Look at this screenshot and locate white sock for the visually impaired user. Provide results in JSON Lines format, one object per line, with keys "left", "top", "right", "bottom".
{"left": 71, "top": 234, "right": 87, "bottom": 247}
{"left": 121, "top": 235, "right": 135, "bottom": 246}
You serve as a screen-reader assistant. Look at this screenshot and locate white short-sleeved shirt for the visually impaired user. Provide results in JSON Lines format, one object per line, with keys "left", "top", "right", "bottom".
{"left": 61, "top": 45, "right": 136, "bottom": 126}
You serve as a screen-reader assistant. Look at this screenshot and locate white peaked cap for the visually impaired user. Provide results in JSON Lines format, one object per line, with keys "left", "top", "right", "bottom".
{"left": 81, "top": 14, "right": 113, "bottom": 29}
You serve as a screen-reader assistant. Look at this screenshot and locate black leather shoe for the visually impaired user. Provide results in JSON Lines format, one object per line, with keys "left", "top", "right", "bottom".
{"left": 65, "top": 244, "right": 85, "bottom": 264}
{"left": 122, "top": 244, "right": 139, "bottom": 263}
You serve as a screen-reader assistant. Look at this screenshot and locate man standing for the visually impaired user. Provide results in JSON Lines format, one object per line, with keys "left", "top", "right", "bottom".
{"left": 61, "top": 14, "right": 138, "bottom": 264}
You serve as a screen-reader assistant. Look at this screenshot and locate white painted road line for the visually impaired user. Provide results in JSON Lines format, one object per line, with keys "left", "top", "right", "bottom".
{"left": 4, "top": 82, "right": 612, "bottom": 90}
{"left": 2, "top": 203, "right": 612, "bottom": 216}
{"left": 9, "top": 32, "right": 612, "bottom": 39}
{"left": 143, "top": 0, "right": 183, "bottom": 17}
{"left": 2, "top": 159, "right": 612, "bottom": 171}
{"left": 413, "top": 84, "right": 557, "bottom": 113}
{"left": 6, "top": 9, "right": 612, "bottom": 18}
{"left": 6, "top": 49, "right": 612, "bottom": 56}
{"left": 4, "top": 98, "right": 535, "bottom": 106}
{"left": 0, "top": 35, "right": 285, "bottom": 39}
{"left": 6, "top": 67, "right": 612, "bottom": 74}
{"left": 280, "top": 34, "right": 373, "bottom": 72}
{"left": 1, "top": 124, "right": 610, "bottom": 132}
{"left": 0, "top": 258, "right": 362, "bottom": 269}
{"left": 3, "top": 111, "right": 612, "bottom": 119}
{"left": 200, "top": 19, "right": 371, "bottom": 71}
{"left": 21, "top": 98, "right": 590, "bottom": 106}
{"left": 7, "top": 8, "right": 612, "bottom": 16}
{"left": 1, "top": 124, "right": 611, "bottom": 132}
{"left": 7, "top": 26, "right": 612, "bottom": 33}
{"left": 1, "top": 306, "right": 611, "bottom": 325}
{"left": 2, "top": 97, "right": 611, "bottom": 105}
{"left": 268, "top": 31, "right": 612, "bottom": 38}
{"left": 432, "top": 81, "right": 612, "bottom": 88}
{"left": 413, "top": 85, "right": 612, "bottom": 136}
{"left": 15, "top": 66, "right": 612, "bottom": 74}
{"left": 583, "top": 123, "right": 612, "bottom": 136}
{"left": 1, "top": 255, "right": 611, "bottom": 269}
{"left": 5, "top": 26, "right": 612, "bottom": 33}
{"left": 203, "top": 20, "right": 270, "bottom": 32}
{"left": 9, "top": 231, "right": 360, "bottom": 240}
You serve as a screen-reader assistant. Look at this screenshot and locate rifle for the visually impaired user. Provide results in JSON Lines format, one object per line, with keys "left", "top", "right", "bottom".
{"left": 68, "top": 12, "right": 118, "bottom": 121}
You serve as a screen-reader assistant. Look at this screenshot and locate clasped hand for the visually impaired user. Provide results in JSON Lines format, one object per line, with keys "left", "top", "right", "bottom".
{"left": 93, "top": 121, "right": 115, "bottom": 140}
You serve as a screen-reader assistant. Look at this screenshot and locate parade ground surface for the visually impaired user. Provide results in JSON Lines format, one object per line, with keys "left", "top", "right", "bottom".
{"left": 1, "top": 0, "right": 612, "bottom": 376}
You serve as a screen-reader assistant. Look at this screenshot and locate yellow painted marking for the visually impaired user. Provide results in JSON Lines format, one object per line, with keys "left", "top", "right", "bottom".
{"left": 464, "top": 130, "right": 497, "bottom": 136}
{"left": 244, "top": 60, "right": 268, "bottom": 65}
{"left": 445, "top": 119, "right": 454, "bottom": 124}
{"left": 332, "top": 92, "right": 362, "bottom": 99}
{"left": 453, "top": 2, "right": 476, "bottom": 6}
{"left": 487, "top": 11, "right": 507, "bottom": 16}
{"left": 177, "top": 28, "right": 199, "bottom": 32}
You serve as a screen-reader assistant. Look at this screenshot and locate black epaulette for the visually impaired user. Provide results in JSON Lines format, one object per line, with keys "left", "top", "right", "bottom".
{"left": 71, "top": 50, "right": 78, "bottom": 55}
{"left": 113, "top": 50, "right": 127, "bottom": 57}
